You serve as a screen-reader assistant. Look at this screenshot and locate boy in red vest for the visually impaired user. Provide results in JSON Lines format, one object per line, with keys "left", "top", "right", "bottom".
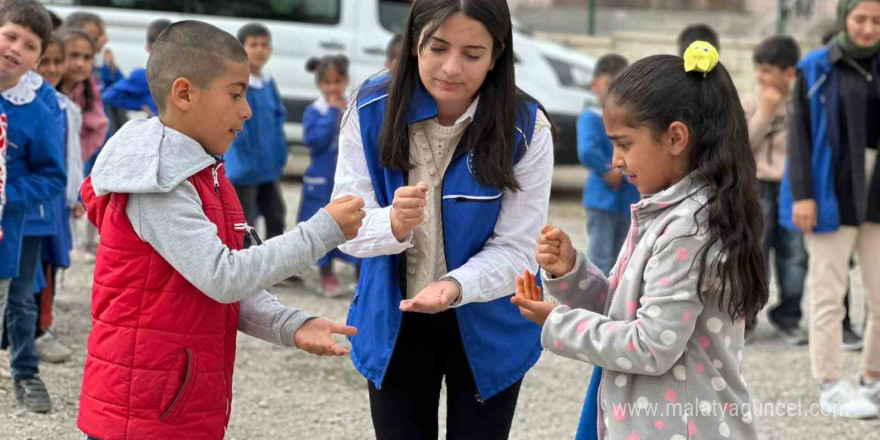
{"left": 77, "top": 21, "right": 364, "bottom": 440}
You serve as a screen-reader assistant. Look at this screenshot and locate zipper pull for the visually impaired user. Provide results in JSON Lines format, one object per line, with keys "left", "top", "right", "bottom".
{"left": 212, "top": 164, "right": 220, "bottom": 196}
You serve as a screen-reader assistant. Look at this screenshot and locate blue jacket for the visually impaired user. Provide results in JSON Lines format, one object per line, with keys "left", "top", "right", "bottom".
{"left": 347, "top": 76, "right": 543, "bottom": 400}
{"left": 0, "top": 82, "right": 66, "bottom": 279}
{"left": 23, "top": 75, "right": 66, "bottom": 237}
{"left": 577, "top": 108, "right": 640, "bottom": 214}
{"left": 101, "top": 68, "right": 158, "bottom": 115}
{"left": 96, "top": 63, "right": 124, "bottom": 91}
{"left": 779, "top": 45, "right": 880, "bottom": 232}
{"left": 298, "top": 98, "right": 341, "bottom": 223}
{"left": 224, "top": 74, "right": 288, "bottom": 186}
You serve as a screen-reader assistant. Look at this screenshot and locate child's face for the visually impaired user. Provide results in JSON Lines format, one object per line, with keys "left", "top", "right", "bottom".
{"left": 81, "top": 21, "right": 107, "bottom": 51}
{"left": 603, "top": 101, "right": 690, "bottom": 196}
{"left": 0, "top": 23, "right": 43, "bottom": 87}
{"left": 37, "top": 42, "right": 65, "bottom": 87}
{"left": 243, "top": 35, "right": 272, "bottom": 71}
{"left": 64, "top": 37, "right": 94, "bottom": 84}
{"left": 417, "top": 13, "right": 496, "bottom": 114}
{"left": 846, "top": 1, "right": 880, "bottom": 49}
{"left": 590, "top": 73, "right": 614, "bottom": 103}
{"left": 754, "top": 63, "right": 795, "bottom": 95}
{"left": 186, "top": 61, "right": 252, "bottom": 156}
{"left": 318, "top": 66, "right": 348, "bottom": 99}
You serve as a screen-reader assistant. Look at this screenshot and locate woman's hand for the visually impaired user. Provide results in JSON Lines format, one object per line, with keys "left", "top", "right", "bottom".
{"left": 535, "top": 224, "right": 576, "bottom": 278}
{"left": 511, "top": 270, "right": 556, "bottom": 325}
{"left": 390, "top": 182, "right": 428, "bottom": 242}
{"left": 399, "top": 280, "right": 460, "bottom": 314}
{"left": 792, "top": 199, "right": 817, "bottom": 234}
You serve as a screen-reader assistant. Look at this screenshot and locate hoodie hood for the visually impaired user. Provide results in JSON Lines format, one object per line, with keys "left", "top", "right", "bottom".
{"left": 90, "top": 118, "right": 215, "bottom": 196}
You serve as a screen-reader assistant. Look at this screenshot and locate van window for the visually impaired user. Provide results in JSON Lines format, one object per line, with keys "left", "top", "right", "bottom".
{"left": 379, "top": 0, "right": 411, "bottom": 34}
{"left": 64, "top": 0, "right": 341, "bottom": 24}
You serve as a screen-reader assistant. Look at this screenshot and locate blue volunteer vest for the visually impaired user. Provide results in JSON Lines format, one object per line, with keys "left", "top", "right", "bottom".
{"left": 347, "top": 75, "right": 543, "bottom": 399}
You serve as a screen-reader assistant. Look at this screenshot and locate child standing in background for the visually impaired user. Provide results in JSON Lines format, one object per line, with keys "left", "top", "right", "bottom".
{"left": 577, "top": 54, "right": 639, "bottom": 276}
{"left": 301, "top": 55, "right": 360, "bottom": 297}
{"left": 741, "top": 35, "right": 809, "bottom": 347}
{"left": 33, "top": 33, "right": 84, "bottom": 364}
{"left": 101, "top": 18, "right": 171, "bottom": 116}
{"left": 0, "top": 0, "right": 66, "bottom": 414}
{"left": 225, "top": 23, "right": 289, "bottom": 243}
{"left": 58, "top": 29, "right": 108, "bottom": 254}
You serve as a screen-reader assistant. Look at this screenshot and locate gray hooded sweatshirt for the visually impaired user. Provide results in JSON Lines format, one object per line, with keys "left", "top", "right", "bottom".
{"left": 541, "top": 174, "right": 757, "bottom": 440}
{"left": 89, "top": 118, "right": 346, "bottom": 347}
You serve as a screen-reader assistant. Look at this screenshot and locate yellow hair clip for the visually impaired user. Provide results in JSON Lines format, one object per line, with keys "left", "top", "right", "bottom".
{"left": 683, "top": 40, "right": 719, "bottom": 76}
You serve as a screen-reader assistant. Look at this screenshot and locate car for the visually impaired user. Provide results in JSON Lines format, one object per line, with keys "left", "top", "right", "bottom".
{"left": 43, "top": 0, "right": 596, "bottom": 164}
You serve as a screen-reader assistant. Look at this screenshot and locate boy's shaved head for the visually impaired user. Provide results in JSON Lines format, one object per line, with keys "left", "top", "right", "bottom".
{"left": 147, "top": 20, "right": 248, "bottom": 113}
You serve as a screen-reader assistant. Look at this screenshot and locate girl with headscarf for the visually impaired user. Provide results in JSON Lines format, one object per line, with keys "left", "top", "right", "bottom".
{"left": 781, "top": 0, "right": 880, "bottom": 419}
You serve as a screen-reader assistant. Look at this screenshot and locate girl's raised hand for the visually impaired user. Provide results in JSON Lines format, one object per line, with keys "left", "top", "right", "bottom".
{"left": 536, "top": 224, "right": 576, "bottom": 278}
{"left": 511, "top": 270, "right": 556, "bottom": 325}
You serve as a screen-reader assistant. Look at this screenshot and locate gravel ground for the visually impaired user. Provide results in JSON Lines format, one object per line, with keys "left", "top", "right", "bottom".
{"left": 1, "top": 180, "right": 878, "bottom": 440}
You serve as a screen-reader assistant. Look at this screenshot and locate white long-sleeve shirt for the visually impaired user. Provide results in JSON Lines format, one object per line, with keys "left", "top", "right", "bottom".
{"left": 331, "top": 98, "right": 554, "bottom": 306}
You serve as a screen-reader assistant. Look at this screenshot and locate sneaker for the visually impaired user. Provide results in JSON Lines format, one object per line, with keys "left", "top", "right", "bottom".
{"left": 843, "top": 326, "right": 863, "bottom": 352}
{"left": 861, "top": 378, "right": 880, "bottom": 407}
{"left": 819, "top": 380, "right": 878, "bottom": 419}
{"left": 769, "top": 321, "right": 808, "bottom": 346}
{"left": 321, "top": 275, "right": 344, "bottom": 298}
{"left": 13, "top": 375, "right": 53, "bottom": 413}
{"left": 35, "top": 332, "right": 72, "bottom": 364}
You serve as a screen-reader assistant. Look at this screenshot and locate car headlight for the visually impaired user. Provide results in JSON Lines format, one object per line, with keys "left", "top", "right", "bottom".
{"left": 544, "top": 56, "right": 592, "bottom": 90}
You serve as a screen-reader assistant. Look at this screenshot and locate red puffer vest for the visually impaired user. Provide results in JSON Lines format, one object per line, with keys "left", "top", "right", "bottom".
{"left": 78, "top": 162, "right": 244, "bottom": 440}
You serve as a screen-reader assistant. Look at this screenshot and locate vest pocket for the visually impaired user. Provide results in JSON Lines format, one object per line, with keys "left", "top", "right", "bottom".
{"left": 443, "top": 193, "right": 503, "bottom": 203}
{"left": 160, "top": 348, "right": 197, "bottom": 423}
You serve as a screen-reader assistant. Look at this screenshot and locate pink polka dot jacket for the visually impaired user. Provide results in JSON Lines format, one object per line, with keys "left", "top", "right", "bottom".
{"left": 541, "top": 174, "right": 757, "bottom": 440}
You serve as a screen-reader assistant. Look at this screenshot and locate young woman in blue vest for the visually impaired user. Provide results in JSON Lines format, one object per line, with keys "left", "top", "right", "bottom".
{"left": 331, "top": 0, "right": 554, "bottom": 437}
{"left": 780, "top": 0, "right": 880, "bottom": 418}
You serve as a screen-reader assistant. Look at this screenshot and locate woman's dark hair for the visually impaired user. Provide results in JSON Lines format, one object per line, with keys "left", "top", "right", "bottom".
{"left": 607, "top": 55, "right": 767, "bottom": 321}
{"left": 59, "top": 29, "right": 98, "bottom": 112}
{"left": 381, "top": 0, "right": 538, "bottom": 191}
{"left": 305, "top": 54, "right": 350, "bottom": 81}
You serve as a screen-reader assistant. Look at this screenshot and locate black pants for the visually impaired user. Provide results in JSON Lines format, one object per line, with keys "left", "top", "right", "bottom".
{"left": 234, "top": 181, "right": 286, "bottom": 240}
{"left": 368, "top": 311, "right": 522, "bottom": 440}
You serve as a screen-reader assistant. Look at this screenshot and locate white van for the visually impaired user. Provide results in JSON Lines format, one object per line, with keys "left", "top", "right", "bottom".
{"left": 43, "top": 0, "right": 595, "bottom": 164}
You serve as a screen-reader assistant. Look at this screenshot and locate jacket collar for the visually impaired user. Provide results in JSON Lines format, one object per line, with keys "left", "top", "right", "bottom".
{"left": 633, "top": 172, "right": 711, "bottom": 215}
{"left": 406, "top": 80, "right": 479, "bottom": 126}
{"left": 1, "top": 75, "right": 37, "bottom": 106}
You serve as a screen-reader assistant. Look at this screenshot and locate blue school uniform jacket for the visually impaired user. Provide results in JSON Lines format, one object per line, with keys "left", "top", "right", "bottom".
{"left": 101, "top": 67, "right": 158, "bottom": 116}
{"left": 0, "top": 79, "right": 66, "bottom": 279}
{"left": 225, "top": 73, "right": 288, "bottom": 186}
{"left": 22, "top": 73, "right": 66, "bottom": 238}
{"left": 347, "top": 75, "right": 543, "bottom": 400}
{"left": 577, "top": 107, "right": 640, "bottom": 214}
{"left": 780, "top": 45, "right": 880, "bottom": 232}
{"left": 298, "top": 97, "right": 341, "bottom": 223}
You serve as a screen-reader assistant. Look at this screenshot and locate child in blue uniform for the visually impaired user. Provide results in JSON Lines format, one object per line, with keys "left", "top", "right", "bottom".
{"left": 225, "top": 23, "right": 288, "bottom": 244}
{"left": 101, "top": 18, "right": 171, "bottom": 117}
{"left": 300, "top": 55, "right": 360, "bottom": 297}
{"left": 0, "top": 0, "right": 66, "bottom": 413}
{"left": 32, "top": 34, "right": 84, "bottom": 364}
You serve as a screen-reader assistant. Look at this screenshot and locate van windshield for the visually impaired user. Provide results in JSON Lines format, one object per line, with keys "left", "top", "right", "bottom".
{"left": 379, "top": 0, "right": 411, "bottom": 34}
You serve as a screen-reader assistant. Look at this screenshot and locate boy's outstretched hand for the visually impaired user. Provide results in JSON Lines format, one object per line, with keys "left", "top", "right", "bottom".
{"left": 325, "top": 195, "right": 366, "bottom": 240}
{"left": 399, "top": 280, "right": 460, "bottom": 314}
{"left": 536, "top": 224, "right": 576, "bottom": 278}
{"left": 511, "top": 270, "right": 556, "bottom": 325}
{"left": 294, "top": 318, "right": 358, "bottom": 356}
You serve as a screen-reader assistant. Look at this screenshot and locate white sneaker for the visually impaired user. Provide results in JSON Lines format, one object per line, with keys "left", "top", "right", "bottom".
{"left": 860, "top": 378, "right": 880, "bottom": 407}
{"left": 35, "top": 332, "right": 73, "bottom": 364}
{"left": 820, "top": 380, "right": 879, "bottom": 419}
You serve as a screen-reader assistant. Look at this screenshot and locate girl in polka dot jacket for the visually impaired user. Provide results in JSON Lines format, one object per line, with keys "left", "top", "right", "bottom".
{"left": 513, "top": 46, "right": 768, "bottom": 440}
